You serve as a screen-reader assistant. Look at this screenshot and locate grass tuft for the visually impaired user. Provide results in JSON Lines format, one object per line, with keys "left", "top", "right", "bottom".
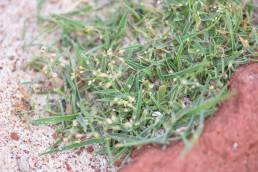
{"left": 31, "top": 0, "right": 257, "bottom": 165}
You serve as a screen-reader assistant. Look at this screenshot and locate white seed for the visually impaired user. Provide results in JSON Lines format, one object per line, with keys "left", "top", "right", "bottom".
{"left": 106, "top": 118, "right": 112, "bottom": 124}
{"left": 152, "top": 111, "right": 162, "bottom": 117}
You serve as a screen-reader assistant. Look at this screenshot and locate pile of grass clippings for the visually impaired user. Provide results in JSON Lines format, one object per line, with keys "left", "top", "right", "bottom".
{"left": 30, "top": 0, "right": 257, "bottom": 166}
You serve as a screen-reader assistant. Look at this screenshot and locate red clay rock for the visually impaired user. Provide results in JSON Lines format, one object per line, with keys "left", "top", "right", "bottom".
{"left": 121, "top": 63, "right": 258, "bottom": 172}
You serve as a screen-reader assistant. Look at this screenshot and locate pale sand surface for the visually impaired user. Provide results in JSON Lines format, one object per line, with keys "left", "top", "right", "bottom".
{"left": 0, "top": 1, "right": 114, "bottom": 171}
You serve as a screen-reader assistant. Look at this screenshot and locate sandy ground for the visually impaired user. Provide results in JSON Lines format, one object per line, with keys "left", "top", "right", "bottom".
{"left": 0, "top": 0, "right": 114, "bottom": 171}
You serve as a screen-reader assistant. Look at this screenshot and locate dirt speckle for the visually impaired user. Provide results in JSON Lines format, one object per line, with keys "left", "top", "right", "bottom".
{"left": 51, "top": 132, "right": 59, "bottom": 140}
{"left": 86, "top": 146, "right": 95, "bottom": 153}
{"left": 10, "top": 132, "right": 19, "bottom": 141}
{"left": 114, "top": 159, "right": 122, "bottom": 167}
{"left": 65, "top": 161, "right": 73, "bottom": 171}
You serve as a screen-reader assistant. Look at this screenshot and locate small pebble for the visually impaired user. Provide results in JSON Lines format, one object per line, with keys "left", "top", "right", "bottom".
{"left": 17, "top": 157, "right": 30, "bottom": 172}
{"left": 232, "top": 142, "right": 238, "bottom": 150}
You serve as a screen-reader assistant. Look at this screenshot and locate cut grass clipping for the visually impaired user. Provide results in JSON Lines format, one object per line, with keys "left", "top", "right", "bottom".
{"left": 30, "top": 0, "right": 257, "bottom": 165}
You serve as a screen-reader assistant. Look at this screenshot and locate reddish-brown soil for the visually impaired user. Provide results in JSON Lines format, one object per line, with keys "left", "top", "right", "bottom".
{"left": 121, "top": 63, "right": 258, "bottom": 172}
